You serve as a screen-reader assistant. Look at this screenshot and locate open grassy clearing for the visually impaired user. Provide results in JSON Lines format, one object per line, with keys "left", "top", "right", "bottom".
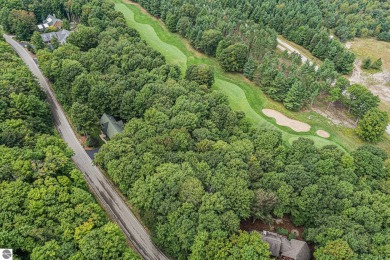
{"left": 114, "top": 0, "right": 390, "bottom": 152}
{"left": 348, "top": 38, "right": 390, "bottom": 72}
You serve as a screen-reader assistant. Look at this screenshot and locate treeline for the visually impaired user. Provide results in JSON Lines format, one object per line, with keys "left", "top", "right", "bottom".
{"left": 140, "top": 0, "right": 390, "bottom": 42}
{"left": 131, "top": 0, "right": 359, "bottom": 115}
{"left": 0, "top": 39, "right": 139, "bottom": 259}
{"left": 135, "top": 0, "right": 356, "bottom": 74}
{"left": 135, "top": 0, "right": 388, "bottom": 140}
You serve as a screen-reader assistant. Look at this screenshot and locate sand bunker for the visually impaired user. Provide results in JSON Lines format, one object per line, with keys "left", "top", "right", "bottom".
{"left": 262, "top": 109, "right": 311, "bottom": 132}
{"left": 316, "top": 130, "right": 330, "bottom": 138}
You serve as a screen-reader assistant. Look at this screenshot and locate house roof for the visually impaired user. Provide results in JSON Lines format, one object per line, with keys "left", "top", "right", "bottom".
{"left": 43, "top": 14, "right": 62, "bottom": 27}
{"left": 100, "top": 113, "right": 124, "bottom": 139}
{"left": 261, "top": 232, "right": 281, "bottom": 257}
{"left": 37, "top": 14, "right": 62, "bottom": 30}
{"left": 40, "top": 30, "right": 70, "bottom": 44}
{"left": 261, "top": 231, "right": 310, "bottom": 260}
{"left": 282, "top": 239, "right": 311, "bottom": 260}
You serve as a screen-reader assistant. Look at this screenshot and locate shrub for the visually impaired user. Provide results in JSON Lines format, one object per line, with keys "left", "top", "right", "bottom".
{"left": 276, "top": 228, "right": 289, "bottom": 236}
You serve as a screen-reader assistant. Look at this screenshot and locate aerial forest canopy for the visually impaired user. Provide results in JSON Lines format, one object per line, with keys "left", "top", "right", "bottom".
{"left": 1, "top": 0, "right": 389, "bottom": 259}
{"left": 28, "top": 1, "right": 389, "bottom": 259}
{"left": 126, "top": 0, "right": 385, "bottom": 117}
{"left": 0, "top": 37, "right": 139, "bottom": 259}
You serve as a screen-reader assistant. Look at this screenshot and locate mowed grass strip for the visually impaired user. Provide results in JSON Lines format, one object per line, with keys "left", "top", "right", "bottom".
{"left": 113, "top": 0, "right": 384, "bottom": 152}
{"left": 114, "top": 1, "right": 187, "bottom": 71}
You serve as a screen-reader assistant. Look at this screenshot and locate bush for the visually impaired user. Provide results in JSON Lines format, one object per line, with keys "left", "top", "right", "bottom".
{"left": 86, "top": 136, "right": 100, "bottom": 147}
{"left": 362, "top": 58, "right": 371, "bottom": 69}
{"left": 371, "top": 58, "right": 382, "bottom": 70}
{"left": 288, "top": 233, "right": 297, "bottom": 240}
{"left": 276, "top": 228, "right": 289, "bottom": 236}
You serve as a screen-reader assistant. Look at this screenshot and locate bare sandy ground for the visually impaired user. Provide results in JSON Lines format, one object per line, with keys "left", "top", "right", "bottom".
{"left": 262, "top": 109, "right": 311, "bottom": 132}
{"left": 349, "top": 60, "right": 390, "bottom": 102}
{"left": 316, "top": 130, "right": 330, "bottom": 138}
{"left": 348, "top": 60, "right": 390, "bottom": 134}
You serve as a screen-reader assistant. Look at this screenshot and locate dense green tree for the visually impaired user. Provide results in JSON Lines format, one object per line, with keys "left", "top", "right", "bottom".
{"left": 314, "top": 239, "right": 355, "bottom": 260}
{"left": 357, "top": 109, "right": 389, "bottom": 142}
{"left": 50, "top": 36, "right": 60, "bottom": 50}
{"left": 70, "top": 102, "right": 99, "bottom": 134}
{"left": 345, "top": 84, "right": 380, "bottom": 119}
{"left": 218, "top": 44, "right": 249, "bottom": 72}
{"left": 185, "top": 64, "right": 214, "bottom": 87}
{"left": 199, "top": 29, "right": 223, "bottom": 56}
{"left": 67, "top": 25, "right": 99, "bottom": 51}
{"left": 9, "top": 10, "right": 36, "bottom": 40}
{"left": 251, "top": 188, "right": 278, "bottom": 223}
{"left": 31, "top": 31, "right": 45, "bottom": 50}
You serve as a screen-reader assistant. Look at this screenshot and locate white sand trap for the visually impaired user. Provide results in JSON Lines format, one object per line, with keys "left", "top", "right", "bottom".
{"left": 262, "top": 109, "right": 311, "bottom": 132}
{"left": 316, "top": 130, "right": 330, "bottom": 138}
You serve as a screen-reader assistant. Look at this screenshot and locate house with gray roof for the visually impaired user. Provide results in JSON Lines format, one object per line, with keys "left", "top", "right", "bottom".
{"left": 37, "top": 14, "right": 63, "bottom": 31}
{"left": 41, "top": 30, "right": 70, "bottom": 44}
{"left": 100, "top": 114, "right": 124, "bottom": 139}
{"left": 261, "top": 231, "right": 310, "bottom": 260}
{"left": 40, "top": 29, "right": 70, "bottom": 45}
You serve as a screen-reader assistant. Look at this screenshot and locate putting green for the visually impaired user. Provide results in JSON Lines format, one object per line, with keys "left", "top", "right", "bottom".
{"left": 114, "top": 1, "right": 347, "bottom": 151}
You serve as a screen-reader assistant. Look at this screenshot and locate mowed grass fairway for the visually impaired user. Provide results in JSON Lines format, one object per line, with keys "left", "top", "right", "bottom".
{"left": 113, "top": 0, "right": 390, "bottom": 152}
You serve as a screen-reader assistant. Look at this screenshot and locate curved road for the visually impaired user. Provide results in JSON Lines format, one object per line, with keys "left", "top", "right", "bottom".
{"left": 4, "top": 35, "right": 168, "bottom": 260}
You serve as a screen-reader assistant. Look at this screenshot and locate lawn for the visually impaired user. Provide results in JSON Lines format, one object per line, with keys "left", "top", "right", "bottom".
{"left": 113, "top": 0, "right": 390, "bottom": 153}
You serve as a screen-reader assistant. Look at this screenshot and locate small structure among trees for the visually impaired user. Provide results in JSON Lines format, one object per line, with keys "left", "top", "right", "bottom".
{"left": 261, "top": 231, "right": 311, "bottom": 260}
{"left": 100, "top": 114, "right": 124, "bottom": 139}
{"left": 37, "top": 14, "right": 63, "bottom": 31}
{"left": 40, "top": 29, "right": 70, "bottom": 44}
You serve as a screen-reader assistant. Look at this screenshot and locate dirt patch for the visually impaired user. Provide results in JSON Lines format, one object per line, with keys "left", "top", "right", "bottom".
{"left": 349, "top": 60, "right": 390, "bottom": 103}
{"left": 311, "top": 94, "right": 357, "bottom": 128}
{"left": 241, "top": 216, "right": 305, "bottom": 240}
{"left": 316, "top": 130, "right": 330, "bottom": 138}
{"left": 262, "top": 109, "right": 311, "bottom": 132}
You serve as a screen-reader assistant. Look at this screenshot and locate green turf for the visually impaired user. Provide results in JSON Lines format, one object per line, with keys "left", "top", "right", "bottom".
{"left": 117, "top": 2, "right": 187, "bottom": 71}
{"left": 113, "top": 0, "right": 359, "bottom": 151}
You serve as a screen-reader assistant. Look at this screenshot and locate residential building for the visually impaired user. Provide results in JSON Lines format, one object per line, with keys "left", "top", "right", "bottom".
{"left": 261, "top": 231, "right": 311, "bottom": 260}
{"left": 40, "top": 29, "right": 70, "bottom": 45}
{"left": 37, "top": 14, "right": 63, "bottom": 31}
{"left": 100, "top": 114, "right": 124, "bottom": 139}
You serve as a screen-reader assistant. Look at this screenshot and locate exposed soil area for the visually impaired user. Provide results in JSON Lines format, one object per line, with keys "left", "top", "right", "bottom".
{"left": 263, "top": 109, "right": 311, "bottom": 132}
{"left": 241, "top": 216, "right": 305, "bottom": 240}
{"left": 312, "top": 96, "right": 357, "bottom": 129}
{"left": 349, "top": 60, "right": 390, "bottom": 103}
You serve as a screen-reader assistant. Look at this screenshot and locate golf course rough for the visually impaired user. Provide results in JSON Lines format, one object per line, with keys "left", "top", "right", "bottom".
{"left": 114, "top": 1, "right": 345, "bottom": 151}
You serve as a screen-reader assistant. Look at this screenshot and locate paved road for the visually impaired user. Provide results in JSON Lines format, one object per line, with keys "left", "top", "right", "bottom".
{"left": 4, "top": 35, "right": 168, "bottom": 260}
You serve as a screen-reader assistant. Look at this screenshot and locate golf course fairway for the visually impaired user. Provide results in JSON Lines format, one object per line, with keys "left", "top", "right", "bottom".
{"left": 113, "top": 0, "right": 352, "bottom": 151}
